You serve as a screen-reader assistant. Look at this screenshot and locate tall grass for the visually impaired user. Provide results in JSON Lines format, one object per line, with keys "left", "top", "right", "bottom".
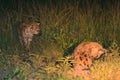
{"left": 0, "top": 0, "right": 119, "bottom": 54}
{"left": 0, "top": 0, "right": 118, "bottom": 54}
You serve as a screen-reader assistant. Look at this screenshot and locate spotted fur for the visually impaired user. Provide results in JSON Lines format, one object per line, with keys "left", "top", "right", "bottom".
{"left": 18, "top": 22, "right": 40, "bottom": 52}
{"left": 73, "top": 42, "right": 107, "bottom": 76}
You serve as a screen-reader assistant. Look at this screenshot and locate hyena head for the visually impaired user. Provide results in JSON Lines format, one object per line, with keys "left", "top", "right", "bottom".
{"left": 29, "top": 22, "right": 40, "bottom": 35}
{"left": 88, "top": 42, "right": 108, "bottom": 59}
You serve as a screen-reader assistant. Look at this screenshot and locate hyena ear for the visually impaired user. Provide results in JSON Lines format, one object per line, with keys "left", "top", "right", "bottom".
{"left": 103, "top": 49, "right": 108, "bottom": 53}
{"left": 99, "top": 49, "right": 108, "bottom": 54}
{"left": 21, "top": 22, "right": 27, "bottom": 28}
{"left": 37, "top": 23, "right": 40, "bottom": 25}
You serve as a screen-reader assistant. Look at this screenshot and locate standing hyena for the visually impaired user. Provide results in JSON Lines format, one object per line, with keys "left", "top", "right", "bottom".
{"left": 73, "top": 42, "right": 107, "bottom": 77}
{"left": 18, "top": 22, "right": 40, "bottom": 52}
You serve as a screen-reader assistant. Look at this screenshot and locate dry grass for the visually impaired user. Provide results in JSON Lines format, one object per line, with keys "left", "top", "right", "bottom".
{"left": 1, "top": 49, "right": 120, "bottom": 80}
{"left": 0, "top": 47, "right": 120, "bottom": 80}
{"left": 91, "top": 58, "right": 120, "bottom": 80}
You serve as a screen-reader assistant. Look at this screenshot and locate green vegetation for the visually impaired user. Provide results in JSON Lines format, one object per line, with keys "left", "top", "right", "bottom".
{"left": 0, "top": 0, "right": 120, "bottom": 80}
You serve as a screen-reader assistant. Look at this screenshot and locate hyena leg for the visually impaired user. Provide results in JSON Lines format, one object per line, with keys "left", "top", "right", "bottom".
{"left": 26, "top": 41, "right": 31, "bottom": 52}
{"left": 25, "top": 37, "right": 32, "bottom": 52}
{"left": 19, "top": 36, "right": 24, "bottom": 46}
{"left": 18, "top": 28, "right": 24, "bottom": 46}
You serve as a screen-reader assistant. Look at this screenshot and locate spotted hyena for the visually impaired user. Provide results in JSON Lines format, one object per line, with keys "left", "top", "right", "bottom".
{"left": 18, "top": 22, "right": 40, "bottom": 52}
{"left": 73, "top": 42, "right": 107, "bottom": 76}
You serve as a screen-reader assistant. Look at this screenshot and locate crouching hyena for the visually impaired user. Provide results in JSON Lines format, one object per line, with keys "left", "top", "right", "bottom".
{"left": 18, "top": 22, "right": 40, "bottom": 52}
{"left": 73, "top": 42, "right": 107, "bottom": 77}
